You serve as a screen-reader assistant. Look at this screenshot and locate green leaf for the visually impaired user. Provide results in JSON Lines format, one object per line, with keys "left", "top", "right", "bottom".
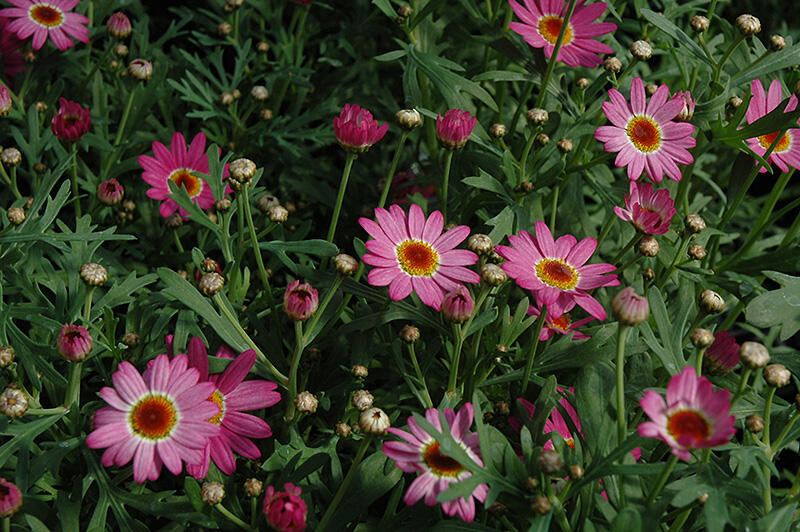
{"left": 745, "top": 271, "right": 800, "bottom": 341}
{"left": 167, "top": 180, "right": 223, "bottom": 235}
{"left": 374, "top": 49, "right": 406, "bottom": 62}
{"left": 719, "top": 97, "right": 800, "bottom": 142}
{"left": 0, "top": 413, "right": 65, "bottom": 467}
{"left": 730, "top": 43, "right": 800, "bottom": 86}
{"left": 486, "top": 206, "right": 515, "bottom": 246}
{"left": 462, "top": 170, "right": 510, "bottom": 198}
{"left": 612, "top": 508, "right": 642, "bottom": 532}
{"left": 640, "top": 9, "right": 714, "bottom": 66}
{"left": 91, "top": 272, "right": 158, "bottom": 320}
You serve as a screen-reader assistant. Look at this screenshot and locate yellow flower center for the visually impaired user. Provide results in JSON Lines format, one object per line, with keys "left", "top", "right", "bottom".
{"left": 422, "top": 441, "right": 466, "bottom": 478}
{"left": 169, "top": 168, "right": 203, "bottom": 198}
{"left": 535, "top": 259, "right": 579, "bottom": 290}
{"left": 207, "top": 389, "right": 225, "bottom": 425}
{"left": 538, "top": 15, "right": 573, "bottom": 45}
{"left": 396, "top": 239, "right": 439, "bottom": 277}
{"left": 626, "top": 115, "right": 663, "bottom": 153}
{"left": 758, "top": 131, "right": 791, "bottom": 153}
{"left": 30, "top": 4, "right": 63, "bottom": 27}
{"left": 551, "top": 313, "right": 572, "bottom": 332}
{"left": 129, "top": 394, "right": 178, "bottom": 440}
{"left": 666, "top": 409, "right": 710, "bottom": 442}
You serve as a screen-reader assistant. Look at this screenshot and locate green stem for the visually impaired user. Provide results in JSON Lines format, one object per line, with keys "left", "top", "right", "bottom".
{"left": 534, "top": 0, "right": 578, "bottom": 109}
{"left": 771, "top": 410, "right": 800, "bottom": 454}
{"left": 610, "top": 233, "right": 640, "bottom": 265}
{"left": 711, "top": 35, "right": 746, "bottom": 93}
{"left": 408, "top": 342, "right": 433, "bottom": 409}
{"left": 549, "top": 183, "right": 560, "bottom": 232}
{"left": 285, "top": 320, "right": 305, "bottom": 421}
{"left": 441, "top": 150, "right": 455, "bottom": 224}
{"left": 2, "top": 517, "right": 8, "bottom": 532}
{"left": 9, "top": 167, "right": 21, "bottom": 200}
{"left": 518, "top": 129, "right": 538, "bottom": 185}
{"left": 762, "top": 386, "right": 776, "bottom": 513}
{"left": 762, "top": 387, "right": 776, "bottom": 448}
{"left": 26, "top": 406, "right": 69, "bottom": 416}
{"left": 84, "top": 287, "right": 94, "bottom": 323}
{"left": 378, "top": 131, "right": 409, "bottom": 209}
{"left": 71, "top": 144, "right": 82, "bottom": 219}
{"left": 242, "top": 183, "right": 271, "bottom": 292}
{"left": 730, "top": 367, "right": 752, "bottom": 406}
{"left": 616, "top": 325, "right": 630, "bottom": 446}
{"left": 327, "top": 153, "right": 356, "bottom": 243}
{"left": 521, "top": 307, "right": 548, "bottom": 395}
{"left": 509, "top": 82, "right": 534, "bottom": 135}
{"left": 695, "top": 347, "right": 708, "bottom": 375}
{"left": 101, "top": 85, "right": 137, "bottom": 179}
{"left": 317, "top": 436, "right": 372, "bottom": 532}
{"left": 646, "top": 454, "right": 680, "bottom": 505}
{"left": 447, "top": 323, "right": 465, "bottom": 394}
{"left": 64, "top": 362, "right": 83, "bottom": 408}
{"left": 656, "top": 232, "right": 692, "bottom": 290}
{"left": 220, "top": 211, "right": 234, "bottom": 263}
{"left": 214, "top": 503, "right": 250, "bottom": 531}
{"left": 667, "top": 507, "right": 693, "bottom": 532}
{"left": 172, "top": 230, "right": 184, "bottom": 254}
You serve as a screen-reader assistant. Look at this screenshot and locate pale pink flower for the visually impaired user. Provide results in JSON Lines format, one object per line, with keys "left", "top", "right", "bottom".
{"left": 674, "top": 90, "right": 695, "bottom": 122}
{"left": 595, "top": 77, "right": 696, "bottom": 182}
{"left": 527, "top": 302, "right": 594, "bottom": 341}
{"left": 744, "top": 78, "right": 800, "bottom": 173}
{"left": 263, "top": 483, "right": 308, "bottom": 532}
{"left": 613, "top": 181, "right": 675, "bottom": 235}
{"left": 0, "top": 0, "right": 89, "bottom": 51}
{"left": 383, "top": 403, "right": 488, "bottom": 522}
{"left": 495, "top": 221, "right": 619, "bottom": 320}
{"left": 436, "top": 109, "right": 477, "bottom": 150}
{"left": 508, "top": 0, "right": 616, "bottom": 68}
{"left": 333, "top": 103, "right": 388, "bottom": 153}
{"left": 638, "top": 366, "right": 736, "bottom": 460}
{"left": 359, "top": 204, "right": 480, "bottom": 310}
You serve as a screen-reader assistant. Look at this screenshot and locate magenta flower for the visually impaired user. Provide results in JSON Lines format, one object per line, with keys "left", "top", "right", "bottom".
{"left": 283, "top": 280, "right": 319, "bottom": 321}
{"left": 436, "top": 109, "right": 477, "bottom": 150}
{"left": 638, "top": 366, "right": 736, "bottom": 460}
{"left": 745, "top": 78, "right": 800, "bottom": 173}
{"left": 383, "top": 403, "right": 488, "bottom": 522}
{"left": 508, "top": 0, "right": 616, "bottom": 68}
{"left": 595, "top": 77, "right": 696, "bottom": 182}
{"left": 0, "top": 84, "right": 10, "bottom": 116}
{"left": 86, "top": 354, "right": 221, "bottom": 482}
{"left": 359, "top": 204, "right": 480, "bottom": 310}
{"left": 613, "top": 181, "right": 675, "bottom": 235}
{"left": 184, "top": 338, "right": 281, "bottom": 478}
{"left": 51, "top": 98, "right": 90, "bottom": 142}
{"left": 0, "top": 17, "right": 26, "bottom": 81}
{"left": 97, "top": 178, "right": 125, "bottom": 206}
{"left": 704, "top": 331, "right": 740, "bottom": 376}
{"left": 0, "top": 0, "right": 89, "bottom": 51}
{"left": 106, "top": 12, "right": 131, "bottom": 39}
{"left": 509, "top": 389, "right": 583, "bottom": 449}
{"left": 333, "top": 103, "right": 388, "bottom": 153}
{"left": 138, "top": 132, "right": 230, "bottom": 218}
{"left": 57, "top": 323, "right": 92, "bottom": 361}
{"left": 496, "top": 221, "right": 619, "bottom": 320}
{"left": 0, "top": 477, "right": 22, "bottom": 518}
{"left": 263, "top": 483, "right": 308, "bottom": 532}
{"left": 674, "top": 90, "right": 696, "bottom": 122}
{"left": 527, "top": 302, "right": 594, "bottom": 341}
{"left": 441, "top": 286, "right": 474, "bottom": 323}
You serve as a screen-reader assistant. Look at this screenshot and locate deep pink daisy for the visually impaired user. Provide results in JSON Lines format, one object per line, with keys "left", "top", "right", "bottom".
{"left": 138, "top": 132, "right": 229, "bottom": 218}
{"left": 527, "top": 302, "right": 594, "bottom": 341}
{"left": 496, "top": 221, "right": 619, "bottom": 321}
{"left": 595, "top": 77, "right": 696, "bottom": 182}
{"left": 703, "top": 331, "right": 740, "bottom": 376}
{"left": 638, "top": 366, "right": 736, "bottom": 460}
{"left": 183, "top": 338, "right": 281, "bottom": 479}
{"left": 359, "top": 204, "right": 480, "bottom": 310}
{"left": 382, "top": 403, "right": 488, "bottom": 522}
{"left": 613, "top": 181, "right": 676, "bottom": 235}
{"left": 86, "top": 354, "right": 221, "bottom": 483}
{"left": 0, "top": 16, "right": 26, "bottom": 81}
{"left": 509, "top": 391, "right": 584, "bottom": 450}
{"left": 333, "top": 103, "right": 388, "bottom": 153}
{"left": 744, "top": 78, "right": 800, "bottom": 173}
{"left": 436, "top": 109, "right": 477, "bottom": 150}
{"left": 508, "top": 0, "right": 616, "bottom": 68}
{"left": 0, "top": 0, "right": 89, "bottom": 51}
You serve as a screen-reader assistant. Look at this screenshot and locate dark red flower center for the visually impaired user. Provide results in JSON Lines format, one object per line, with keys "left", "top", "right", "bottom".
{"left": 396, "top": 239, "right": 439, "bottom": 277}
{"left": 538, "top": 15, "right": 573, "bottom": 45}
{"left": 667, "top": 409, "right": 710, "bottom": 442}
{"left": 626, "top": 116, "right": 662, "bottom": 153}
{"left": 536, "top": 259, "right": 579, "bottom": 290}
{"left": 551, "top": 313, "right": 571, "bottom": 332}
{"left": 423, "top": 441, "right": 466, "bottom": 477}
{"left": 169, "top": 169, "right": 203, "bottom": 198}
{"left": 130, "top": 394, "right": 178, "bottom": 440}
{"left": 31, "top": 5, "right": 63, "bottom": 27}
{"left": 758, "top": 131, "right": 790, "bottom": 153}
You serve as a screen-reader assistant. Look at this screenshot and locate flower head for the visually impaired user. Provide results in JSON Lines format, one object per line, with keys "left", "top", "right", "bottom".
{"left": 184, "top": 338, "right": 281, "bottom": 478}
{"left": 0, "top": 477, "right": 22, "bottom": 518}
{"left": 57, "top": 323, "right": 92, "bottom": 361}
{"left": 86, "top": 354, "right": 222, "bottom": 482}
{"left": 97, "top": 178, "right": 125, "bottom": 206}
{"left": 703, "top": 331, "right": 739, "bottom": 376}
{"left": 638, "top": 366, "right": 736, "bottom": 460}
{"left": 508, "top": 0, "right": 616, "bottom": 68}
{"left": 333, "top": 103, "right": 388, "bottom": 153}
{"left": 436, "top": 109, "right": 477, "bottom": 150}
{"left": 496, "top": 221, "right": 619, "bottom": 320}
{"left": 614, "top": 181, "right": 676, "bottom": 235}
{"left": 611, "top": 287, "right": 649, "bottom": 326}
{"left": 674, "top": 90, "right": 696, "bottom": 122}
{"left": 383, "top": 403, "right": 488, "bottom": 522}
{"left": 744, "top": 79, "right": 800, "bottom": 173}
{"left": 138, "top": 132, "right": 230, "bottom": 218}
{"left": 51, "top": 98, "right": 90, "bottom": 141}
{"left": 0, "top": 0, "right": 89, "bottom": 50}
{"left": 0, "top": 85, "right": 11, "bottom": 117}
{"left": 283, "top": 280, "right": 319, "bottom": 321}
{"left": 106, "top": 12, "right": 131, "bottom": 39}
{"left": 441, "top": 286, "right": 474, "bottom": 323}
{"left": 595, "top": 77, "right": 696, "bottom": 182}
{"left": 527, "top": 302, "right": 594, "bottom": 341}
{"left": 360, "top": 204, "right": 480, "bottom": 310}
{"left": 263, "top": 483, "right": 308, "bottom": 532}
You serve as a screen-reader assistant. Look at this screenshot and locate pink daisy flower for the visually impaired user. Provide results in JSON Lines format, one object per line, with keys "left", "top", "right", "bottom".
{"left": 508, "top": 0, "right": 616, "bottom": 68}
{"left": 184, "top": 338, "right": 281, "bottom": 479}
{"left": 527, "top": 302, "right": 594, "bottom": 341}
{"left": 0, "top": 477, "right": 22, "bottom": 518}
{"left": 0, "top": 0, "right": 89, "bottom": 51}
{"left": 382, "top": 403, "right": 488, "bottom": 522}
{"left": 744, "top": 78, "right": 800, "bottom": 173}
{"left": 436, "top": 109, "right": 477, "bottom": 150}
{"left": 359, "top": 204, "right": 480, "bottom": 310}
{"left": 638, "top": 366, "right": 736, "bottom": 460}
{"left": 703, "top": 331, "right": 740, "bottom": 376}
{"left": 613, "top": 180, "right": 675, "bottom": 235}
{"left": 495, "top": 221, "right": 619, "bottom": 321}
{"left": 333, "top": 103, "right": 388, "bottom": 153}
{"left": 1, "top": 16, "right": 26, "bottom": 81}
{"left": 138, "top": 132, "right": 229, "bottom": 218}
{"left": 86, "top": 354, "right": 221, "bottom": 483}
{"left": 509, "top": 391, "right": 584, "bottom": 449}
{"left": 595, "top": 77, "right": 696, "bottom": 182}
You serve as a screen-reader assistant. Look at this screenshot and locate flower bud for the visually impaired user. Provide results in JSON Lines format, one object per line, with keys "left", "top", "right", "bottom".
{"left": 200, "top": 482, "right": 225, "bottom": 505}
{"left": 612, "top": 287, "right": 649, "bottom": 326}
{"left": 398, "top": 4, "right": 413, "bottom": 18}
{"left": 480, "top": 263, "right": 507, "bottom": 286}
{"left": 764, "top": 364, "right": 791, "bottom": 388}
{"left": 638, "top": 236, "right": 659, "bottom": 257}
{"left": 739, "top": 341, "right": 770, "bottom": 369}
{"left": 0, "top": 86, "right": 11, "bottom": 117}
{"left": 690, "top": 15, "right": 709, "bottom": 33}
{"left": 0, "top": 387, "right": 27, "bottom": 418}
{"left": 122, "top": 332, "right": 140, "bottom": 347}
{"left": 604, "top": 56, "right": 622, "bottom": 73}
{"left": 467, "top": 233, "right": 493, "bottom": 255}
{"left": 199, "top": 272, "right": 225, "bottom": 296}
{"left": 80, "top": 262, "right": 108, "bottom": 286}
{"left": 7, "top": 207, "right": 25, "bottom": 225}
{"left": 524, "top": 476, "right": 539, "bottom": 492}
{"left": 122, "top": 199, "right": 136, "bottom": 212}
{"left": 569, "top": 464, "right": 584, "bottom": 479}
{"left": 674, "top": 90, "right": 696, "bottom": 122}
{"left": 97, "top": 178, "right": 125, "bottom": 206}
{"left": 685, "top": 214, "right": 706, "bottom": 233}
{"left": 688, "top": 244, "right": 707, "bottom": 260}
{"left": 351, "top": 364, "right": 368, "bottom": 378}
{"left": 576, "top": 77, "right": 590, "bottom": 89}
{"left": 256, "top": 194, "right": 279, "bottom": 212}
{"left": 218, "top": 22, "right": 233, "bottom": 36}
{"left": 526, "top": 108, "right": 548, "bottom": 125}
{"left": 283, "top": 280, "right": 318, "bottom": 321}
{"left": 0, "top": 477, "right": 22, "bottom": 517}
{"left": 770, "top": 34, "right": 786, "bottom": 51}
{"left": 538, "top": 449, "right": 562, "bottom": 475}
{"left": 532, "top": 495, "right": 551, "bottom": 515}
{"left": 395, "top": 108, "right": 422, "bottom": 130}
{"left": 642, "top": 267, "right": 655, "bottom": 281}
{"left": 0, "top": 345, "right": 14, "bottom": 367}
{"left": 257, "top": 41, "right": 270, "bottom": 53}
{"left": 165, "top": 212, "right": 183, "bottom": 229}
{"left": 646, "top": 83, "right": 658, "bottom": 95}
{"left": 745, "top": 414, "right": 764, "bottom": 433}
{"left": 334, "top": 253, "right": 358, "bottom": 276}
{"left": 359, "top": 407, "right": 390, "bottom": 434}
{"left": 22, "top": 50, "right": 35, "bottom": 63}
{"left": 699, "top": 289, "right": 725, "bottom": 314}
{"left": 263, "top": 483, "right": 307, "bottom": 532}
{"left": 128, "top": 59, "right": 152, "bottom": 81}
{"left": 352, "top": 390, "right": 374, "bottom": 411}
{"left": 400, "top": 324, "right": 419, "bottom": 342}
{"left": 294, "top": 391, "right": 318, "bottom": 413}
{"left": 489, "top": 123, "right": 507, "bottom": 138}
{"left": 1, "top": 147, "right": 21, "bottom": 166}
{"left": 229, "top": 158, "right": 257, "bottom": 184}
{"left": 441, "top": 286, "right": 474, "bottom": 324}
{"left": 268, "top": 205, "right": 289, "bottom": 223}
{"left": 630, "top": 40, "right": 652, "bottom": 60}
{"left": 244, "top": 478, "right": 263, "bottom": 497}
{"left": 107, "top": 12, "right": 132, "bottom": 39}
{"left": 557, "top": 138, "right": 573, "bottom": 153}
{"left": 260, "top": 108, "right": 274, "bottom": 121}
{"left": 736, "top": 14, "right": 761, "bottom": 36}
{"left": 335, "top": 422, "right": 352, "bottom": 438}
{"left": 220, "top": 92, "right": 234, "bottom": 105}
{"left": 535, "top": 133, "right": 550, "bottom": 146}
{"left": 114, "top": 43, "right": 128, "bottom": 56}
{"left": 690, "top": 328, "right": 714, "bottom": 348}
{"left": 251, "top": 85, "right": 269, "bottom": 101}
{"left": 57, "top": 324, "right": 93, "bottom": 362}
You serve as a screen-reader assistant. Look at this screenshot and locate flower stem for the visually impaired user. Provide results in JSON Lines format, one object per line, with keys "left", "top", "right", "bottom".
{"left": 71, "top": 144, "right": 82, "bottom": 219}
{"left": 441, "top": 150, "right": 455, "bottom": 224}
{"left": 656, "top": 232, "right": 693, "bottom": 290}
{"left": 326, "top": 152, "right": 356, "bottom": 243}
{"left": 730, "top": 367, "right": 752, "bottom": 406}
{"left": 521, "top": 307, "right": 548, "bottom": 395}
{"left": 694, "top": 347, "right": 708, "bottom": 375}
{"left": 26, "top": 406, "right": 68, "bottom": 416}
{"left": 762, "top": 386, "right": 776, "bottom": 513}
{"left": 317, "top": 436, "right": 372, "bottom": 532}
{"left": 518, "top": 129, "right": 538, "bottom": 185}
{"left": 711, "top": 35, "right": 746, "bottom": 95}
{"left": 408, "top": 342, "right": 433, "bottom": 409}
{"left": 610, "top": 233, "right": 640, "bottom": 265}
{"left": 101, "top": 85, "right": 138, "bottom": 179}
{"left": 771, "top": 410, "right": 800, "bottom": 455}
{"left": 534, "top": 0, "right": 577, "bottom": 109}
{"left": 284, "top": 320, "right": 305, "bottom": 422}
{"left": 509, "top": 82, "right": 534, "bottom": 136}
{"left": 447, "top": 323, "right": 465, "bottom": 395}
{"left": 214, "top": 503, "right": 250, "bottom": 531}
{"left": 242, "top": 183, "right": 272, "bottom": 294}
{"left": 84, "top": 286, "right": 94, "bottom": 323}
{"left": 646, "top": 453, "right": 679, "bottom": 505}
{"left": 172, "top": 230, "right": 184, "bottom": 254}
{"left": 64, "top": 362, "right": 83, "bottom": 408}
{"left": 616, "top": 325, "right": 631, "bottom": 446}
{"left": 549, "top": 183, "right": 560, "bottom": 232}
{"left": 377, "top": 131, "right": 410, "bottom": 209}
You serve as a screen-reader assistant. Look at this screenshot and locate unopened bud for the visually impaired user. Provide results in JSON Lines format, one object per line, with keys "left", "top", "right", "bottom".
{"left": 688, "top": 245, "right": 707, "bottom": 260}
{"left": 535, "top": 133, "right": 550, "bottom": 146}
{"left": 532, "top": 495, "right": 551, "bottom": 515}
{"left": 538, "top": 449, "right": 562, "bottom": 475}
{"left": 639, "top": 236, "right": 659, "bottom": 257}
{"left": 764, "top": 364, "right": 791, "bottom": 388}
{"left": 1, "top": 147, "right": 21, "bottom": 166}
{"left": 467, "top": 233, "right": 493, "bottom": 254}
{"left": 557, "top": 138, "right": 573, "bottom": 153}
{"left": 0, "top": 345, "right": 14, "bottom": 367}
{"left": 480, "top": 263, "right": 507, "bottom": 286}
{"left": 200, "top": 482, "right": 224, "bottom": 505}
{"left": 526, "top": 108, "right": 548, "bottom": 125}
{"left": 400, "top": 324, "right": 419, "bottom": 343}
{"left": 217, "top": 22, "right": 233, "bottom": 36}
{"left": 229, "top": 158, "right": 257, "bottom": 184}
{"left": 215, "top": 198, "right": 231, "bottom": 211}
{"left": 398, "top": 4, "right": 412, "bottom": 18}
{"left": 685, "top": 214, "right": 706, "bottom": 233}
{"left": 351, "top": 364, "right": 368, "bottom": 378}
{"left": 199, "top": 272, "right": 225, "bottom": 296}
{"left": 524, "top": 476, "right": 539, "bottom": 492}
{"left": 0, "top": 387, "right": 27, "bottom": 418}
{"left": 690, "top": 15, "right": 709, "bottom": 33}
{"left": 268, "top": 205, "right": 288, "bottom": 223}
{"left": 736, "top": 14, "right": 761, "bottom": 36}
{"left": 114, "top": 43, "right": 128, "bottom": 57}
{"left": 576, "top": 77, "right": 590, "bottom": 89}
{"left": 690, "top": 328, "right": 714, "bottom": 348}
{"left": 489, "top": 123, "right": 507, "bottom": 138}
{"left": 359, "top": 407, "right": 390, "bottom": 434}
{"left": 260, "top": 108, "right": 274, "bottom": 121}
{"left": 257, "top": 194, "right": 280, "bottom": 212}
{"left": 335, "top": 422, "right": 351, "bottom": 438}
{"left": 295, "top": 391, "right": 318, "bottom": 413}
{"left": 220, "top": 92, "right": 234, "bottom": 105}
{"left": 642, "top": 267, "right": 655, "bottom": 281}
{"left": 334, "top": 253, "right": 359, "bottom": 276}
{"left": 740, "top": 341, "right": 770, "bottom": 369}
{"left": 604, "top": 57, "right": 622, "bottom": 73}
{"left": 569, "top": 464, "right": 584, "bottom": 480}
{"left": 612, "top": 287, "right": 649, "bottom": 326}
{"left": 352, "top": 390, "right": 374, "bottom": 411}
{"left": 122, "top": 332, "right": 140, "bottom": 347}
{"left": 80, "top": 263, "right": 108, "bottom": 286}
{"left": 165, "top": 212, "right": 183, "bottom": 229}
{"left": 630, "top": 40, "right": 652, "bottom": 60}
{"left": 251, "top": 85, "right": 269, "bottom": 101}
{"left": 7, "top": 207, "right": 25, "bottom": 225}
{"left": 244, "top": 478, "right": 263, "bottom": 497}
{"left": 128, "top": 59, "right": 152, "bottom": 81}
{"left": 395, "top": 108, "right": 422, "bottom": 129}
{"left": 699, "top": 289, "right": 725, "bottom": 314}
{"left": 257, "top": 41, "right": 270, "bottom": 53}
{"left": 770, "top": 35, "right": 786, "bottom": 51}
{"left": 746, "top": 414, "right": 764, "bottom": 433}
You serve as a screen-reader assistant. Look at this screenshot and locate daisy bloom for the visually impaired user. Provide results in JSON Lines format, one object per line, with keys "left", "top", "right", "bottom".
{"left": 638, "top": 366, "right": 736, "bottom": 460}
{"left": 333, "top": 103, "right": 388, "bottom": 153}
{"left": 495, "top": 221, "right": 619, "bottom": 320}
{"left": 359, "top": 204, "right": 480, "bottom": 310}
{"left": 703, "top": 330, "right": 740, "bottom": 376}
{"left": 508, "top": 0, "right": 617, "bottom": 68}
{"left": 382, "top": 403, "right": 488, "bottom": 522}
{"left": 595, "top": 77, "right": 696, "bottom": 182}
{"left": 0, "top": 0, "right": 89, "bottom": 51}
{"left": 613, "top": 180, "right": 676, "bottom": 235}
{"left": 184, "top": 338, "right": 281, "bottom": 478}
{"left": 744, "top": 78, "right": 800, "bottom": 173}
{"left": 138, "top": 132, "right": 229, "bottom": 218}
{"left": 509, "top": 389, "right": 583, "bottom": 449}
{"left": 85, "top": 353, "right": 221, "bottom": 482}
{"left": 436, "top": 109, "right": 477, "bottom": 150}
{"left": 527, "top": 302, "right": 594, "bottom": 341}
{"left": 51, "top": 98, "right": 90, "bottom": 142}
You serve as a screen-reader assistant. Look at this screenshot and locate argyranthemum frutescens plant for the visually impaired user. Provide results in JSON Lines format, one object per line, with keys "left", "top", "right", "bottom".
{"left": 1, "top": 0, "right": 800, "bottom": 530}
